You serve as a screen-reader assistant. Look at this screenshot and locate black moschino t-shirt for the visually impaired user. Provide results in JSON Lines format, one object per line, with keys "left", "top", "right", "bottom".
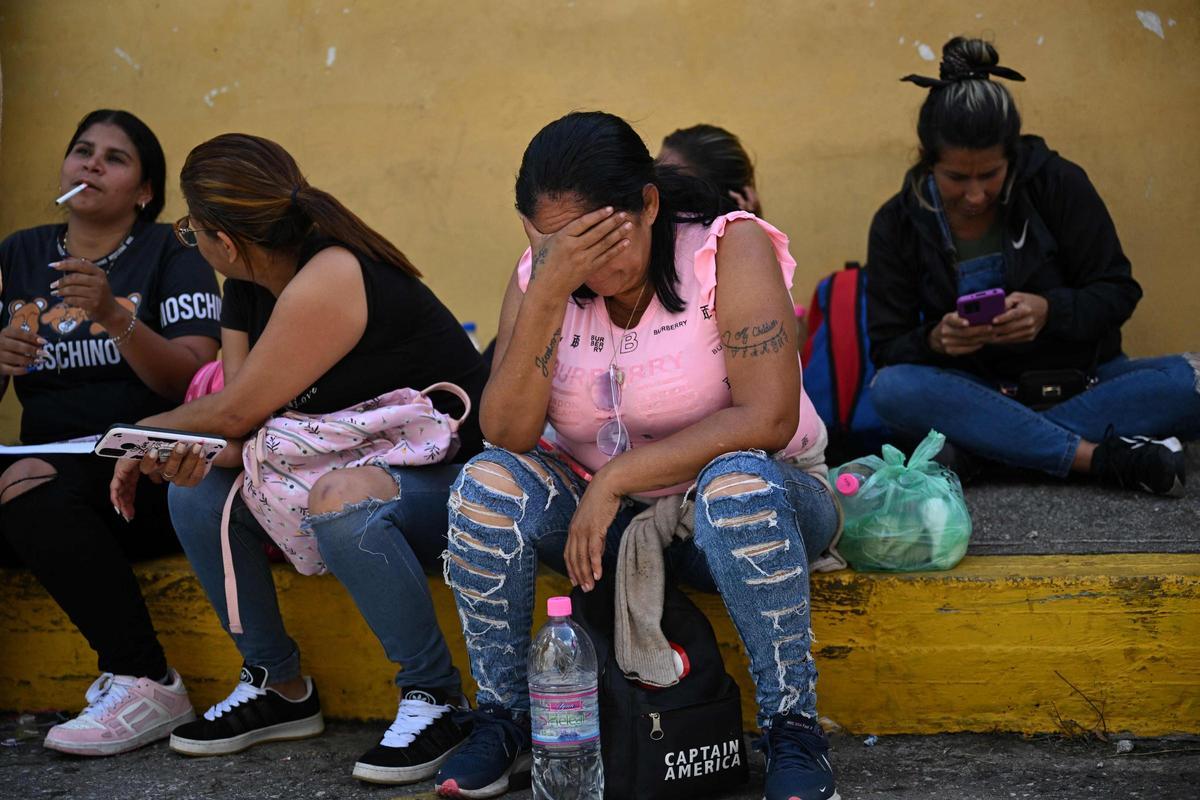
{"left": 221, "top": 236, "right": 488, "bottom": 461}
{"left": 0, "top": 221, "right": 222, "bottom": 444}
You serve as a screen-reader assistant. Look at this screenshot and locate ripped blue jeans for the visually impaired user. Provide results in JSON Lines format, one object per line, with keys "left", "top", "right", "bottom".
{"left": 442, "top": 448, "right": 838, "bottom": 728}
{"left": 170, "top": 463, "right": 463, "bottom": 693}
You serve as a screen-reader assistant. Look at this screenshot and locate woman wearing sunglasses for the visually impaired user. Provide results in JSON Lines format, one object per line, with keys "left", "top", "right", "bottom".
{"left": 0, "top": 109, "right": 221, "bottom": 755}
{"left": 438, "top": 112, "right": 841, "bottom": 800}
{"left": 109, "top": 133, "right": 489, "bottom": 786}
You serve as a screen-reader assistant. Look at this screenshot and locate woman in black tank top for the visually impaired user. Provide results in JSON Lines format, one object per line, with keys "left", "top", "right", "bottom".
{"left": 109, "top": 134, "right": 484, "bottom": 785}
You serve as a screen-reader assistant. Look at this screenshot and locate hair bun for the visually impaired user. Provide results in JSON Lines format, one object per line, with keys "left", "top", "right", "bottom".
{"left": 940, "top": 36, "right": 999, "bottom": 81}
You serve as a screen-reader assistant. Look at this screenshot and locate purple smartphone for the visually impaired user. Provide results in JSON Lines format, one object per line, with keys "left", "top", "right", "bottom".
{"left": 956, "top": 288, "right": 1006, "bottom": 326}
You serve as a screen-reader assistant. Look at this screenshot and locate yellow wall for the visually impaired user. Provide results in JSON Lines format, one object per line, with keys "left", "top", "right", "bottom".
{"left": 1, "top": 0, "right": 1197, "bottom": 442}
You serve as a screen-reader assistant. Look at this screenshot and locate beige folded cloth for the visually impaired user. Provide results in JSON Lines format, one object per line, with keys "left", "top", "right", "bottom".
{"left": 613, "top": 496, "right": 695, "bottom": 688}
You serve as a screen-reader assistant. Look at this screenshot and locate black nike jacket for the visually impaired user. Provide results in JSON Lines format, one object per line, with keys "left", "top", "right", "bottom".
{"left": 865, "top": 135, "right": 1143, "bottom": 382}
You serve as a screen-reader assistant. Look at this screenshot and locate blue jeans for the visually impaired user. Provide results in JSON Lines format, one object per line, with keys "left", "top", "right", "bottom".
{"left": 871, "top": 355, "right": 1200, "bottom": 476}
{"left": 442, "top": 448, "right": 839, "bottom": 728}
{"left": 169, "top": 463, "right": 464, "bottom": 693}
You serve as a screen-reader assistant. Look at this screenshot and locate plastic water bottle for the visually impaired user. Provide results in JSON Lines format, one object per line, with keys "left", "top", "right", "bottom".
{"left": 529, "top": 596, "right": 603, "bottom": 800}
{"left": 462, "top": 321, "right": 482, "bottom": 352}
{"left": 833, "top": 465, "right": 878, "bottom": 520}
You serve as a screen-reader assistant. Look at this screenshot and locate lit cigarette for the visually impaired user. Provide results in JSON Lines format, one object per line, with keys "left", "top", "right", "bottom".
{"left": 55, "top": 183, "right": 88, "bottom": 205}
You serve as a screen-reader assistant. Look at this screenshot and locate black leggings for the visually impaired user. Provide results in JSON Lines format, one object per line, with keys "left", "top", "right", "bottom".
{"left": 0, "top": 454, "right": 179, "bottom": 679}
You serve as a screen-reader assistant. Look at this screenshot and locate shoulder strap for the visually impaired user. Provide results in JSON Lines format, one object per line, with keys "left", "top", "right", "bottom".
{"left": 220, "top": 473, "right": 246, "bottom": 634}
{"left": 419, "top": 382, "right": 472, "bottom": 427}
{"left": 827, "top": 265, "right": 865, "bottom": 429}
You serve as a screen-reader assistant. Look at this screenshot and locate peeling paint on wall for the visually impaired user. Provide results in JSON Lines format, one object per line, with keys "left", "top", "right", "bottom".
{"left": 112, "top": 47, "right": 140, "bottom": 71}
{"left": 1136, "top": 10, "right": 1165, "bottom": 39}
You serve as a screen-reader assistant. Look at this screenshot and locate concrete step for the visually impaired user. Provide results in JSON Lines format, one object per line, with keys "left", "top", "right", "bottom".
{"left": 3, "top": 552, "right": 1197, "bottom": 735}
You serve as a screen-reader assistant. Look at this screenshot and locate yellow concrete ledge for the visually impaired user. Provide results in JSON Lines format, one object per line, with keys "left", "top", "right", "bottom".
{"left": 2, "top": 554, "right": 1197, "bottom": 736}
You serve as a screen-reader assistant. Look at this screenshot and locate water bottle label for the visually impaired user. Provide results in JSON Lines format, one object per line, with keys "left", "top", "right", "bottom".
{"left": 530, "top": 687, "right": 600, "bottom": 748}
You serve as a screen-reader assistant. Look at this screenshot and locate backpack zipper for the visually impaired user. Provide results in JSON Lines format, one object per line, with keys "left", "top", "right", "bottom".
{"left": 649, "top": 712, "right": 664, "bottom": 741}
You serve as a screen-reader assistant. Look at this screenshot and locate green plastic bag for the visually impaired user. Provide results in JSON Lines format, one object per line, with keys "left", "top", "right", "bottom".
{"left": 829, "top": 430, "right": 971, "bottom": 572}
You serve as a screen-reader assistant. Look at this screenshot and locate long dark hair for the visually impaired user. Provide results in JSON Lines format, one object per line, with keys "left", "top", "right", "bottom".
{"left": 66, "top": 109, "right": 166, "bottom": 223}
{"left": 661, "top": 124, "right": 759, "bottom": 216}
{"left": 515, "top": 111, "right": 722, "bottom": 313}
{"left": 180, "top": 133, "right": 420, "bottom": 277}
{"left": 905, "top": 37, "right": 1024, "bottom": 196}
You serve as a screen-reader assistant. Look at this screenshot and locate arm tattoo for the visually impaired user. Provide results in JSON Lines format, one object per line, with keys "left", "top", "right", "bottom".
{"left": 721, "top": 317, "right": 789, "bottom": 358}
{"left": 530, "top": 246, "right": 548, "bottom": 280}
{"left": 534, "top": 327, "right": 562, "bottom": 377}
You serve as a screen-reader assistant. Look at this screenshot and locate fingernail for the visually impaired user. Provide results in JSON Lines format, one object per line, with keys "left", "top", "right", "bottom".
{"left": 192, "top": 444, "right": 202, "bottom": 454}
{"left": 605, "top": 206, "right": 613, "bottom": 213}
{"left": 47, "top": 262, "right": 61, "bottom": 269}
{"left": 37, "top": 337, "right": 47, "bottom": 345}
{"left": 49, "top": 280, "right": 60, "bottom": 289}
{"left": 175, "top": 442, "right": 187, "bottom": 453}
{"left": 50, "top": 290, "right": 60, "bottom": 297}
{"left": 114, "top": 505, "right": 122, "bottom": 517}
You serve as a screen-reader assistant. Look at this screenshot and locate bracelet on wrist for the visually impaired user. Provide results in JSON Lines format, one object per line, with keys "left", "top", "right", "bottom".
{"left": 110, "top": 313, "right": 138, "bottom": 347}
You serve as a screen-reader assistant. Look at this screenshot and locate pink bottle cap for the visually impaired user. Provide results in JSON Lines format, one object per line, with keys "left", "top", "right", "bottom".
{"left": 835, "top": 473, "right": 861, "bottom": 495}
{"left": 547, "top": 596, "right": 572, "bottom": 617}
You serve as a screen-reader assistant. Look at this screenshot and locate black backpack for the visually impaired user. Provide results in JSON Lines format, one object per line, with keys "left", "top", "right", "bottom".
{"left": 570, "top": 578, "right": 749, "bottom": 799}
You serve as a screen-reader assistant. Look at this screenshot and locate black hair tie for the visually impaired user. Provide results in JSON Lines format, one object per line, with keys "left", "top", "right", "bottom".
{"left": 900, "top": 63, "right": 1026, "bottom": 89}
{"left": 290, "top": 186, "right": 301, "bottom": 206}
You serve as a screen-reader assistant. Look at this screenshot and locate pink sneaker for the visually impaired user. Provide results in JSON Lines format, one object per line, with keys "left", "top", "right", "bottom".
{"left": 43, "top": 669, "right": 196, "bottom": 756}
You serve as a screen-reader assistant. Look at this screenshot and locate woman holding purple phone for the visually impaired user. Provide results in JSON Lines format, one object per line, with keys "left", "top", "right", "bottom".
{"left": 866, "top": 36, "right": 1198, "bottom": 495}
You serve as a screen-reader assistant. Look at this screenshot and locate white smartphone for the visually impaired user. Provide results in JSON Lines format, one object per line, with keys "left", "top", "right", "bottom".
{"left": 94, "top": 424, "right": 228, "bottom": 463}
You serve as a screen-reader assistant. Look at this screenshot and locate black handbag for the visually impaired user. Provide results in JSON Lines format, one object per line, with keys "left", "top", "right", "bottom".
{"left": 996, "top": 345, "right": 1101, "bottom": 411}
{"left": 1008, "top": 368, "right": 1093, "bottom": 410}
{"left": 571, "top": 579, "right": 750, "bottom": 800}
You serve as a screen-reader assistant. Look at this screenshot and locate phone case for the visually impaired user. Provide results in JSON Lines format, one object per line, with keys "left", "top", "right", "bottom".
{"left": 94, "top": 424, "right": 228, "bottom": 462}
{"left": 956, "top": 288, "right": 1006, "bottom": 326}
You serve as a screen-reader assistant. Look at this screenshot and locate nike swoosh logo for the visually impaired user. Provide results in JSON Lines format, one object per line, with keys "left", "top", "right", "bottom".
{"left": 1012, "top": 220, "right": 1029, "bottom": 250}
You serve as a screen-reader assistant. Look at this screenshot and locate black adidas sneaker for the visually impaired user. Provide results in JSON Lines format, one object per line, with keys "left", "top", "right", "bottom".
{"left": 1092, "top": 431, "right": 1187, "bottom": 497}
{"left": 169, "top": 665, "right": 324, "bottom": 756}
{"left": 352, "top": 687, "right": 470, "bottom": 784}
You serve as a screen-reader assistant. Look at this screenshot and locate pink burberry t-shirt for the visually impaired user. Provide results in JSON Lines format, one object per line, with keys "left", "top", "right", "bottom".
{"left": 517, "top": 211, "right": 824, "bottom": 497}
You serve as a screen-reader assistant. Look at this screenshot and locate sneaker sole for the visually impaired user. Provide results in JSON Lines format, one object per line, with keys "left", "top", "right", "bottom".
{"left": 169, "top": 711, "right": 325, "bottom": 756}
{"left": 44, "top": 708, "right": 196, "bottom": 757}
{"left": 352, "top": 739, "right": 464, "bottom": 784}
{"left": 436, "top": 751, "right": 532, "bottom": 798}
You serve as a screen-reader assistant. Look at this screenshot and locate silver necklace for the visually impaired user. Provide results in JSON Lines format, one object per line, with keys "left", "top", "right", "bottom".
{"left": 604, "top": 279, "right": 649, "bottom": 386}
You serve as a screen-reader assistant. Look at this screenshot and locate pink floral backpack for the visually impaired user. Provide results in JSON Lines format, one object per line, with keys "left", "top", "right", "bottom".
{"left": 218, "top": 382, "right": 471, "bottom": 632}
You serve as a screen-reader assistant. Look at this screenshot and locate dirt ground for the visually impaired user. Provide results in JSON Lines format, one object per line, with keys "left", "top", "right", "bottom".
{"left": 2, "top": 713, "right": 1197, "bottom": 799}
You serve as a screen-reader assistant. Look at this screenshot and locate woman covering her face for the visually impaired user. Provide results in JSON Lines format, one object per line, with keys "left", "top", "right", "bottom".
{"left": 437, "top": 111, "right": 841, "bottom": 800}
{"left": 866, "top": 36, "right": 1198, "bottom": 494}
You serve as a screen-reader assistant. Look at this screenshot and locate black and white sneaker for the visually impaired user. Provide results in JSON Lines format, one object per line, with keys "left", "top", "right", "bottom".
{"left": 1093, "top": 431, "right": 1187, "bottom": 497}
{"left": 352, "top": 687, "right": 469, "bottom": 784}
{"left": 169, "top": 665, "right": 324, "bottom": 756}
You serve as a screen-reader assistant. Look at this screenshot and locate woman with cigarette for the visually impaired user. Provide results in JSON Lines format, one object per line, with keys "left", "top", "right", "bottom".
{"left": 108, "top": 133, "right": 488, "bottom": 786}
{"left": 0, "top": 109, "right": 221, "bottom": 755}
{"left": 866, "top": 37, "right": 1198, "bottom": 493}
